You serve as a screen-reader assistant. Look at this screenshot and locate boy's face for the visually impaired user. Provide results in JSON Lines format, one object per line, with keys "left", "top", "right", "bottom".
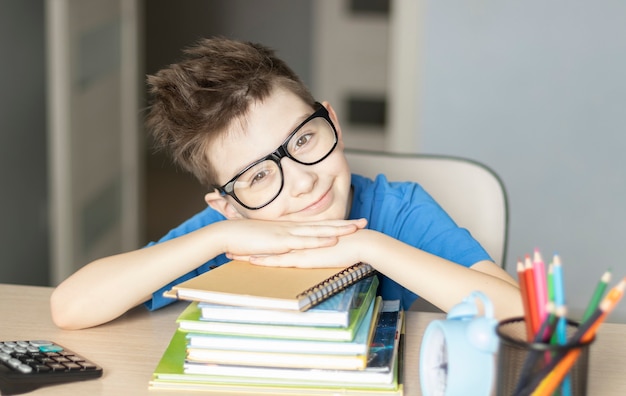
{"left": 205, "top": 88, "right": 352, "bottom": 222}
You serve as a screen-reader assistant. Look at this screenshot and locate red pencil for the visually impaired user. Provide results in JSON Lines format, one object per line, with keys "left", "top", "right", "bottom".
{"left": 524, "top": 255, "right": 541, "bottom": 338}
{"left": 517, "top": 259, "right": 534, "bottom": 340}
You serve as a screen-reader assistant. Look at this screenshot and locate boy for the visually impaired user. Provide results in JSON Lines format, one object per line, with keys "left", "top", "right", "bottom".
{"left": 51, "top": 37, "right": 522, "bottom": 330}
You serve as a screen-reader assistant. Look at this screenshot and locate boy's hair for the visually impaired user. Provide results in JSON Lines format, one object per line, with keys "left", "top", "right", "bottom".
{"left": 146, "top": 37, "right": 315, "bottom": 188}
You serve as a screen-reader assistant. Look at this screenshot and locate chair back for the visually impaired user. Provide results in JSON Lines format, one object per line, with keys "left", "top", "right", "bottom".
{"left": 345, "top": 149, "right": 509, "bottom": 269}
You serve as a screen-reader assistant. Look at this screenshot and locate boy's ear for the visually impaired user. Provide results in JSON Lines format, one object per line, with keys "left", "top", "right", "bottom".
{"left": 204, "top": 190, "right": 245, "bottom": 219}
{"left": 321, "top": 101, "right": 344, "bottom": 146}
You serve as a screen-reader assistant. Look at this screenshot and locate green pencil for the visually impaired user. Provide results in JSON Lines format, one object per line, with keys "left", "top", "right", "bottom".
{"left": 582, "top": 269, "right": 612, "bottom": 322}
{"left": 547, "top": 262, "right": 555, "bottom": 305}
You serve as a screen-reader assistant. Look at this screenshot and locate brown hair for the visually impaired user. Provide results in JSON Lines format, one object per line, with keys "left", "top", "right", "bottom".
{"left": 146, "top": 37, "right": 315, "bottom": 188}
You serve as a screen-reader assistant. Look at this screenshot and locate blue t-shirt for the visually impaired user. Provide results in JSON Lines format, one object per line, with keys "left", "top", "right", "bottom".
{"left": 145, "top": 173, "right": 491, "bottom": 311}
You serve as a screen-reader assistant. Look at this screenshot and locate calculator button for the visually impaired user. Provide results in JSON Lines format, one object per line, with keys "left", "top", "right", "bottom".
{"left": 28, "top": 340, "right": 53, "bottom": 347}
{"left": 64, "top": 362, "right": 83, "bottom": 371}
{"left": 81, "top": 362, "right": 98, "bottom": 370}
{"left": 47, "top": 363, "right": 66, "bottom": 371}
{"left": 16, "top": 364, "right": 32, "bottom": 374}
{"left": 7, "top": 358, "right": 22, "bottom": 368}
{"left": 32, "top": 364, "right": 51, "bottom": 373}
{"left": 39, "top": 345, "right": 64, "bottom": 353}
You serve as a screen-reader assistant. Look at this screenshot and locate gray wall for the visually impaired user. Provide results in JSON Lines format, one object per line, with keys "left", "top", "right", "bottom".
{"left": 0, "top": 0, "right": 49, "bottom": 285}
{"left": 418, "top": 0, "right": 626, "bottom": 322}
{"left": 145, "top": 0, "right": 312, "bottom": 83}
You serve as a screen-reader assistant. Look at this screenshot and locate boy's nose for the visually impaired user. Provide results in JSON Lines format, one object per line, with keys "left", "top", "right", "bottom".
{"left": 280, "top": 158, "right": 317, "bottom": 197}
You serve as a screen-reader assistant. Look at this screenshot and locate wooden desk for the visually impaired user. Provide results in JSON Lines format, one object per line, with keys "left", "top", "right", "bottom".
{"left": 1, "top": 283, "right": 625, "bottom": 395}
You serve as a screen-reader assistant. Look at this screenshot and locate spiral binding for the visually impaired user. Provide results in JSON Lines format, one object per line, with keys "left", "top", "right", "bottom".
{"left": 296, "top": 262, "right": 376, "bottom": 310}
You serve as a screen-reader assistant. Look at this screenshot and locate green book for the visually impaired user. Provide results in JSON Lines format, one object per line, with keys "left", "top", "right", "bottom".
{"left": 187, "top": 296, "right": 379, "bottom": 356}
{"left": 176, "top": 279, "right": 377, "bottom": 342}
{"left": 197, "top": 275, "right": 378, "bottom": 328}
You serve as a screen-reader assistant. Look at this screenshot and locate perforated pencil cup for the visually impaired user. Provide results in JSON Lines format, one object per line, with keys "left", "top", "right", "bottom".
{"left": 495, "top": 317, "right": 594, "bottom": 396}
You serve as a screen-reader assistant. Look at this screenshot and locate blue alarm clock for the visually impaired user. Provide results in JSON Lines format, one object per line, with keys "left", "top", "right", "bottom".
{"left": 419, "top": 291, "right": 498, "bottom": 396}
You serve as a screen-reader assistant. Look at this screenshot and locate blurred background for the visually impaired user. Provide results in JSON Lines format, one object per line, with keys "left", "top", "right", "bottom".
{"left": 1, "top": 0, "right": 624, "bottom": 322}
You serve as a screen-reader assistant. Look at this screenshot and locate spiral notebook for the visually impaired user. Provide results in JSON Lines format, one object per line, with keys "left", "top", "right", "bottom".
{"left": 163, "top": 260, "right": 375, "bottom": 311}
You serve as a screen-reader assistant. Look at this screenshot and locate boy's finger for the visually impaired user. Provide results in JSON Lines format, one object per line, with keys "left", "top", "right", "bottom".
{"left": 289, "top": 225, "right": 359, "bottom": 237}
{"left": 298, "top": 218, "right": 367, "bottom": 228}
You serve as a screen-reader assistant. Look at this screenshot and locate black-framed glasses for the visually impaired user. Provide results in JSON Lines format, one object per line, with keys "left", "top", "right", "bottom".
{"left": 214, "top": 102, "right": 338, "bottom": 210}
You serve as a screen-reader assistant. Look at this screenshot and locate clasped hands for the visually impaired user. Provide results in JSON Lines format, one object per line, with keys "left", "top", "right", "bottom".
{"left": 222, "top": 218, "right": 369, "bottom": 268}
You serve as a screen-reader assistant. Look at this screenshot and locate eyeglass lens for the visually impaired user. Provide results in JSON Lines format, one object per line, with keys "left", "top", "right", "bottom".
{"left": 232, "top": 116, "right": 336, "bottom": 208}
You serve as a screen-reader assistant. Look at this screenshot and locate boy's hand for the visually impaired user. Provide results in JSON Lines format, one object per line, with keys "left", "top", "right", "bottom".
{"left": 230, "top": 229, "right": 370, "bottom": 269}
{"left": 220, "top": 218, "right": 367, "bottom": 260}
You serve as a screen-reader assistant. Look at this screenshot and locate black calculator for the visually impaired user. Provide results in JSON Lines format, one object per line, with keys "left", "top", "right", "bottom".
{"left": 0, "top": 340, "right": 102, "bottom": 395}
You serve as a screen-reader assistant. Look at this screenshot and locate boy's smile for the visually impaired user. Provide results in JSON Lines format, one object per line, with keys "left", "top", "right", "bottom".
{"left": 205, "top": 88, "right": 352, "bottom": 222}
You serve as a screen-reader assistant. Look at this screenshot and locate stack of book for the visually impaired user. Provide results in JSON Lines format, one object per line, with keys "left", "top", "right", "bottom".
{"left": 149, "top": 260, "right": 405, "bottom": 395}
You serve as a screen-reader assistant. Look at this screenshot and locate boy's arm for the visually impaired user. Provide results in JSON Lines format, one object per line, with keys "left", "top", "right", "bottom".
{"left": 50, "top": 219, "right": 366, "bottom": 330}
{"left": 363, "top": 232, "right": 522, "bottom": 320}
{"left": 243, "top": 229, "right": 523, "bottom": 320}
{"left": 50, "top": 223, "right": 224, "bottom": 330}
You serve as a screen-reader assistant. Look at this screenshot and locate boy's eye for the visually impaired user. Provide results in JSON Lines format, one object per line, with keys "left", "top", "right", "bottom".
{"left": 294, "top": 133, "right": 313, "bottom": 148}
{"left": 240, "top": 162, "right": 278, "bottom": 188}
{"left": 250, "top": 170, "right": 270, "bottom": 186}
{"left": 290, "top": 129, "right": 317, "bottom": 154}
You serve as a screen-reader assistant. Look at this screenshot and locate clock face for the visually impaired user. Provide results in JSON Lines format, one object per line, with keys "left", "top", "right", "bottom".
{"left": 421, "top": 324, "right": 448, "bottom": 396}
{"left": 420, "top": 292, "right": 498, "bottom": 396}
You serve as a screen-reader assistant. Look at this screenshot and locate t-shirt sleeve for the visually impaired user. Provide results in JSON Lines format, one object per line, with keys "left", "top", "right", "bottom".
{"left": 397, "top": 199, "right": 492, "bottom": 267}
{"left": 350, "top": 173, "right": 492, "bottom": 310}
{"left": 366, "top": 174, "right": 492, "bottom": 266}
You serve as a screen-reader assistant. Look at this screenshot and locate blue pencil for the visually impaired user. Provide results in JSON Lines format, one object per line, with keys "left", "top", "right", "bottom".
{"left": 551, "top": 253, "right": 572, "bottom": 396}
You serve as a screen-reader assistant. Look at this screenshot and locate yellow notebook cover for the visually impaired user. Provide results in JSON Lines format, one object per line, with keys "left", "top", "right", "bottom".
{"left": 164, "top": 260, "right": 375, "bottom": 311}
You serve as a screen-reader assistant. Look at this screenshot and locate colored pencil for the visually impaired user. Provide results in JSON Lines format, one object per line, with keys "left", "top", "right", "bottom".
{"left": 550, "top": 254, "right": 567, "bottom": 345}
{"left": 550, "top": 253, "right": 571, "bottom": 396}
{"left": 582, "top": 269, "right": 611, "bottom": 322}
{"left": 551, "top": 255, "right": 565, "bottom": 314}
{"left": 575, "top": 277, "right": 625, "bottom": 343}
{"left": 532, "top": 249, "right": 548, "bottom": 331}
{"left": 517, "top": 259, "right": 534, "bottom": 340}
{"left": 524, "top": 255, "right": 541, "bottom": 337}
{"left": 547, "top": 262, "right": 554, "bottom": 302}
{"left": 522, "top": 277, "right": 626, "bottom": 396}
